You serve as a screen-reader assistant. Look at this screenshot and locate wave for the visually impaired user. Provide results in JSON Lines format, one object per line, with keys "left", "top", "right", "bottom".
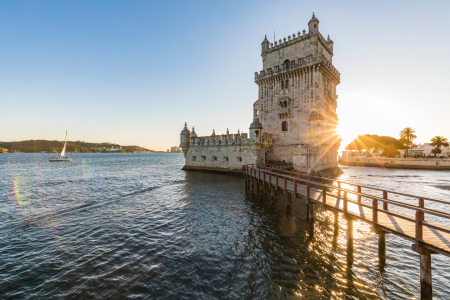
{"left": 1, "top": 179, "right": 185, "bottom": 230}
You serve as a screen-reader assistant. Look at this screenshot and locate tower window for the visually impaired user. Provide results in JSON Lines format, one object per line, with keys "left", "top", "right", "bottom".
{"left": 314, "top": 24, "right": 317, "bottom": 28}
{"left": 286, "top": 80, "right": 289, "bottom": 89}
{"left": 284, "top": 59, "right": 290, "bottom": 69}
{"left": 282, "top": 121, "right": 288, "bottom": 132}
{"left": 281, "top": 81, "right": 284, "bottom": 89}
{"left": 283, "top": 101, "right": 287, "bottom": 108}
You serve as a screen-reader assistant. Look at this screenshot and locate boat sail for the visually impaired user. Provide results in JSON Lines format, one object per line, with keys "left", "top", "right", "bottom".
{"left": 49, "top": 131, "right": 73, "bottom": 162}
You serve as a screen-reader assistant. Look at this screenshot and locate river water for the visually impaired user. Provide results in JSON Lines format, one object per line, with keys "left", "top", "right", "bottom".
{"left": 0, "top": 153, "right": 449, "bottom": 299}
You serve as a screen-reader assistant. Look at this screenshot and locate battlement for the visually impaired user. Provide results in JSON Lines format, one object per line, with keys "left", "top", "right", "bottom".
{"left": 189, "top": 131, "right": 253, "bottom": 146}
{"left": 265, "top": 30, "right": 333, "bottom": 53}
{"left": 254, "top": 55, "right": 340, "bottom": 83}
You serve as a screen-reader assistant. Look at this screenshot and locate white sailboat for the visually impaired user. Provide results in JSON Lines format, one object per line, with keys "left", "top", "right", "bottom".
{"left": 49, "top": 130, "right": 73, "bottom": 162}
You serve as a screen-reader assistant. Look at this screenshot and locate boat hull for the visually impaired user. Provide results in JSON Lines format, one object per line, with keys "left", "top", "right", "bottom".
{"left": 49, "top": 158, "right": 73, "bottom": 162}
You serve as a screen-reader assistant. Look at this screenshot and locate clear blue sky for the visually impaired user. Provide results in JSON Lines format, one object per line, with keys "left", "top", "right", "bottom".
{"left": 1, "top": 0, "right": 449, "bottom": 151}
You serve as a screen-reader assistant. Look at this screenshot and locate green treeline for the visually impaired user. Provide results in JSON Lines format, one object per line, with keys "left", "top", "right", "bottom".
{"left": 345, "top": 134, "right": 408, "bottom": 156}
{"left": 0, "top": 140, "right": 154, "bottom": 153}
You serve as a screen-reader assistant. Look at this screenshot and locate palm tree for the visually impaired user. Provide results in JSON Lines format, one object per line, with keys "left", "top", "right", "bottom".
{"left": 430, "top": 136, "right": 449, "bottom": 157}
{"left": 399, "top": 127, "right": 417, "bottom": 156}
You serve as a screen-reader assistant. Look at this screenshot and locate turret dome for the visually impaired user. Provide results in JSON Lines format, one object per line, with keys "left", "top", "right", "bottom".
{"left": 249, "top": 116, "right": 263, "bottom": 129}
{"left": 190, "top": 126, "right": 197, "bottom": 138}
{"left": 180, "top": 122, "right": 190, "bottom": 135}
{"left": 308, "top": 12, "right": 319, "bottom": 25}
{"left": 308, "top": 12, "right": 319, "bottom": 34}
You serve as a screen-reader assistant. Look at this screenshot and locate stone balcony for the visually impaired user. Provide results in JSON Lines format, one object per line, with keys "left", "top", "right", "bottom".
{"left": 255, "top": 55, "right": 340, "bottom": 82}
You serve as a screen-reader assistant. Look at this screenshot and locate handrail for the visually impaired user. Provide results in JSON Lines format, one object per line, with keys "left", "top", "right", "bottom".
{"left": 243, "top": 164, "right": 450, "bottom": 256}
{"left": 243, "top": 165, "right": 450, "bottom": 219}
{"left": 260, "top": 165, "right": 450, "bottom": 206}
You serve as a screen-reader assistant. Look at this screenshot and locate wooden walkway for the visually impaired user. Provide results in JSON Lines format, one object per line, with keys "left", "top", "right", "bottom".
{"left": 243, "top": 164, "right": 450, "bottom": 300}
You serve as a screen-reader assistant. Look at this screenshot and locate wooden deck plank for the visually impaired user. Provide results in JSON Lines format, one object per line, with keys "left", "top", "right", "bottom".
{"left": 247, "top": 170, "right": 450, "bottom": 256}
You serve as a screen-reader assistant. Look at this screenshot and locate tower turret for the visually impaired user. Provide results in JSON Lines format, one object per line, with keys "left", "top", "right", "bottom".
{"left": 249, "top": 116, "right": 263, "bottom": 143}
{"left": 327, "top": 35, "right": 334, "bottom": 54}
{"left": 180, "top": 122, "right": 191, "bottom": 147}
{"left": 308, "top": 12, "right": 319, "bottom": 34}
{"left": 261, "top": 35, "right": 270, "bottom": 54}
{"left": 191, "top": 126, "right": 197, "bottom": 138}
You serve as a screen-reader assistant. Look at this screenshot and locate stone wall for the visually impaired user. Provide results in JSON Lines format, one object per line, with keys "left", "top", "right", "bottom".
{"left": 182, "top": 144, "right": 261, "bottom": 173}
{"left": 340, "top": 157, "right": 450, "bottom": 170}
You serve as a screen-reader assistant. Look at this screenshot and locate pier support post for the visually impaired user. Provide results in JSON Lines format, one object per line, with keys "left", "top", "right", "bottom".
{"left": 251, "top": 178, "right": 254, "bottom": 194}
{"left": 307, "top": 202, "right": 314, "bottom": 223}
{"left": 346, "top": 217, "right": 354, "bottom": 267}
{"left": 274, "top": 187, "right": 278, "bottom": 203}
{"left": 378, "top": 231, "right": 386, "bottom": 270}
{"left": 286, "top": 193, "right": 292, "bottom": 214}
{"left": 334, "top": 212, "right": 339, "bottom": 236}
{"left": 419, "top": 251, "right": 432, "bottom": 300}
{"left": 270, "top": 185, "right": 274, "bottom": 204}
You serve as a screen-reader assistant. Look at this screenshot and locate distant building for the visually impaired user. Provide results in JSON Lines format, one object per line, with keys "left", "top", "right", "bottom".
{"left": 91, "top": 146, "right": 122, "bottom": 151}
{"left": 170, "top": 146, "right": 182, "bottom": 153}
{"left": 167, "top": 149, "right": 169, "bottom": 153}
{"left": 411, "top": 143, "right": 449, "bottom": 157}
{"left": 106, "top": 146, "right": 122, "bottom": 152}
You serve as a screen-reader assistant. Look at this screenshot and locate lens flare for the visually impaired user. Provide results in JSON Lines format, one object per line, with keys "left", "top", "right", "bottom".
{"left": 13, "top": 175, "right": 32, "bottom": 206}
{"left": 82, "top": 160, "right": 103, "bottom": 184}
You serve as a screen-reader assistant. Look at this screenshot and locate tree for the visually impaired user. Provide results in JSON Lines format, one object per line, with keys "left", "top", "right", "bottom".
{"left": 399, "top": 127, "right": 417, "bottom": 155}
{"left": 430, "top": 136, "right": 449, "bottom": 157}
{"left": 345, "top": 134, "right": 407, "bottom": 157}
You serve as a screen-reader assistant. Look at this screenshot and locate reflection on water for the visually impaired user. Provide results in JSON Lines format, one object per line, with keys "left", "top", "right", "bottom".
{"left": 0, "top": 154, "right": 449, "bottom": 299}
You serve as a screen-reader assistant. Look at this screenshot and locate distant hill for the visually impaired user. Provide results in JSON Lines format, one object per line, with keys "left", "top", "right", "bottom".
{"left": 0, "top": 140, "right": 160, "bottom": 153}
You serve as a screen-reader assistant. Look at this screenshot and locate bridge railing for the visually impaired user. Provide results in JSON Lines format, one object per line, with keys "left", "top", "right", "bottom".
{"left": 242, "top": 164, "right": 450, "bottom": 254}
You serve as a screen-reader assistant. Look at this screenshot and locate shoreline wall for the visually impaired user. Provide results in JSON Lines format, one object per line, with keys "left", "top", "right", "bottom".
{"left": 339, "top": 157, "right": 450, "bottom": 170}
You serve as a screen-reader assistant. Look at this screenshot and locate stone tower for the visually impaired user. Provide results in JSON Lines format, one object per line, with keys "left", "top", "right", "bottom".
{"left": 254, "top": 13, "right": 341, "bottom": 173}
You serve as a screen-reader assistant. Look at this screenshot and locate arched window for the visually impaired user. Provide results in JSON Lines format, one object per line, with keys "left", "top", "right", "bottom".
{"left": 281, "top": 81, "right": 284, "bottom": 90}
{"left": 283, "top": 101, "right": 287, "bottom": 108}
{"left": 284, "top": 59, "right": 290, "bottom": 69}
{"left": 282, "top": 121, "right": 288, "bottom": 132}
{"left": 286, "top": 80, "right": 289, "bottom": 89}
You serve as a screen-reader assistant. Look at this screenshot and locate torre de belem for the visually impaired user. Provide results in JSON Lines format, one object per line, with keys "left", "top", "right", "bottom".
{"left": 180, "top": 14, "right": 341, "bottom": 175}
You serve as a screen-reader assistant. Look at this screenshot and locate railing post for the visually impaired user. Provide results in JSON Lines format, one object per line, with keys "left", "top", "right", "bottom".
{"left": 373, "top": 199, "right": 378, "bottom": 224}
{"left": 276, "top": 174, "right": 279, "bottom": 186}
{"left": 269, "top": 172, "right": 271, "bottom": 185}
{"left": 322, "top": 185, "right": 327, "bottom": 206}
{"left": 338, "top": 182, "right": 341, "bottom": 198}
{"left": 343, "top": 191, "right": 348, "bottom": 213}
{"left": 416, "top": 209, "right": 424, "bottom": 245}
{"left": 294, "top": 179, "right": 297, "bottom": 194}
{"left": 383, "top": 190, "right": 388, "bottom": 210}
{"left": 419, "top": 197, "right": 424, "bottom": 208}
{"left": 307, "top": 181, "right": 310, "bottom": 200}
{"left": 357, "top": 186, "right": 361, "bottom": 202}
{"left": 284, "top": 175, "right": 287, "bottom": 190}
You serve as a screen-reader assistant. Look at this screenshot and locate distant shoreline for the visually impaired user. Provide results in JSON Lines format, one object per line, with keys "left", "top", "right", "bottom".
{"left": 339, "top": 157, "right": 450, "bottom": 170}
